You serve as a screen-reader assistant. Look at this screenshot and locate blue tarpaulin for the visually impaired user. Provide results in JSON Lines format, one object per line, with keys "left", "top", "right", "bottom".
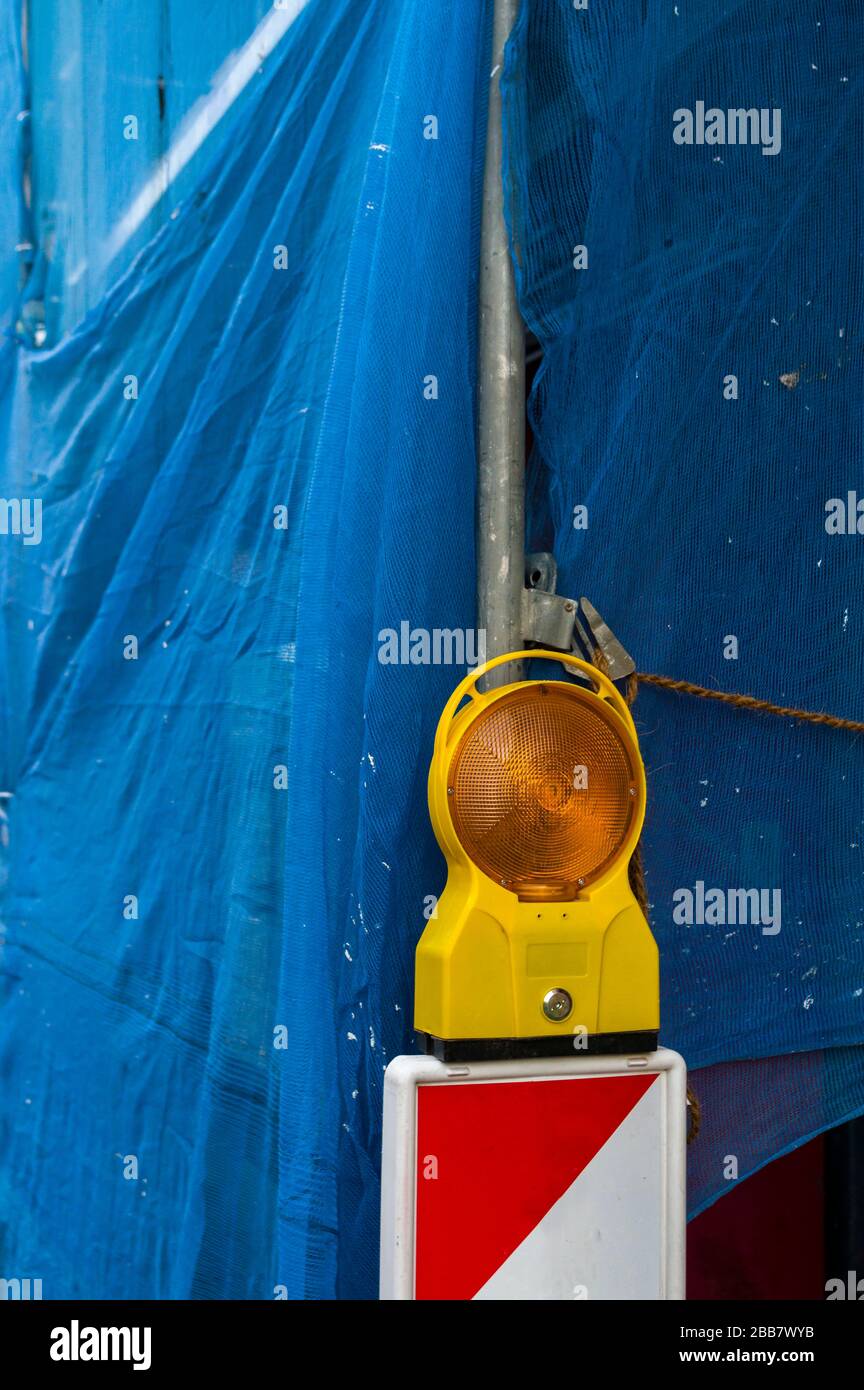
{"left": 0, "top": 0, "right": 862, "bottom": 1299}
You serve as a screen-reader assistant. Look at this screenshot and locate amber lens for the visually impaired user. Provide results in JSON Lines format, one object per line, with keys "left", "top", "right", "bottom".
{"left": 449, "top": 684, "right": 636, "bottom": 895}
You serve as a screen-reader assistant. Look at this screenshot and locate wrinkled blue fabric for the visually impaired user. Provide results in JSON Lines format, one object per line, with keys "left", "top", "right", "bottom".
{"left": 0, "top": 0, "right": 488, "bottom": 1299}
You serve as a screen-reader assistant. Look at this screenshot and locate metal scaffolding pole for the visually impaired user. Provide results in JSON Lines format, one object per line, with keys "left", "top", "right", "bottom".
{"left": 477, "top": 0, "right": 525, "bottom": 688}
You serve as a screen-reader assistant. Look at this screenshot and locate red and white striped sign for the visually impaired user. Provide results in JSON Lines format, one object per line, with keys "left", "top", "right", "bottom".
{"left": 380, "top": 1050, "right": 686, "bottom": 1300}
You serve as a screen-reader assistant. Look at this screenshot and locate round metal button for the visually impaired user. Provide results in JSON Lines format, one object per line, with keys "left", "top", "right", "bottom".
{"left": 542, "top": 988, "right": 573, "bottom": 1022}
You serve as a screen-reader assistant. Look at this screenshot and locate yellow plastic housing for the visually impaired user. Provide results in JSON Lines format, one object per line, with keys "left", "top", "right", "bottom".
{"left": 414, "top": 649, "right": 659, "bottom": 1043}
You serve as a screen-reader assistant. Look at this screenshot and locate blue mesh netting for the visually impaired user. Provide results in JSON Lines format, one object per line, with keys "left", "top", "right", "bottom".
{"left": 502, "top": 0, "right": 864, "bottom": 1213}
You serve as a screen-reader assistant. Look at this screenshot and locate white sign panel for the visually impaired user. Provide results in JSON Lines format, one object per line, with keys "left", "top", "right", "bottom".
{"left": 380, "top": 1048, "right": 686, "bottom": 1300}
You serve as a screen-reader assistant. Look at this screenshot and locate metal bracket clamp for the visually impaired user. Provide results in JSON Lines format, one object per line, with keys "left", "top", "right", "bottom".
{"left": 522, "top": 553, "right": 635, "bottom": 681}
{"left": 523, "top": 552, "right": 577, "bottom": 651}
{"left": 521, "top": 587, "right": 578, "bottom": 653}
{"left": 579, "top": 596, "right": 636, "bottom": 681}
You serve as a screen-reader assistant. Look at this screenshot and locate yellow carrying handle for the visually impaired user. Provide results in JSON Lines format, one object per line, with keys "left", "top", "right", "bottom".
{"left": 433, "top": 648, "right": 636, "bottom": 758}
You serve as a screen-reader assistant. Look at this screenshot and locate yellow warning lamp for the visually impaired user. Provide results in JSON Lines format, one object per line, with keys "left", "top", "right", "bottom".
{"left": 415, "top": 649, "right": 659, "bottom": 1060}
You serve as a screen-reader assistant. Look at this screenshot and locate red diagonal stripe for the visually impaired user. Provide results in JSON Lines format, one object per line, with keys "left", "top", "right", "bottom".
{"left": 415, "top": 1073, "right": 656, "bottom": 1300}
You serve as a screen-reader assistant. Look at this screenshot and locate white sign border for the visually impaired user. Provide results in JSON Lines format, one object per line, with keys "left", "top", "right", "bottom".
{"left": 380, "top": 1047, "right": 687, "bottom": 1301}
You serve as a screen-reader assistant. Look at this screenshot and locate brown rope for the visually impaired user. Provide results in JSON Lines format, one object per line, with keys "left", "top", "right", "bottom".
{"left": 686, "top": 1086, "right": 701, "bottom": 1143}
{"left": 636, "top": 671, "right": 864, "bottom": 735}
